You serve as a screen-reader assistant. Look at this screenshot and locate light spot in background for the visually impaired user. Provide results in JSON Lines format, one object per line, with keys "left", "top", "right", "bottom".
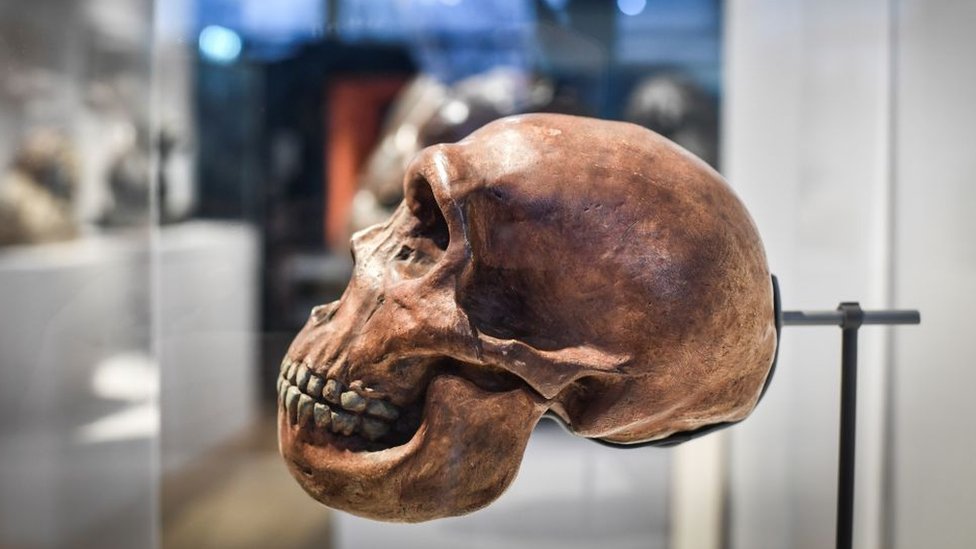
{"left": 77, "top": 352, "right": 159, "bottom": 444}
{"left": 440, "top": 100, "right": 471, "bottom": 126}
{"left": 91, "top": 352, "right": 158, "bottom": 401}
{"left": 77, "top": 403, "right": 157, "bottom": 444}
{"left": 617, "top": 0, "right": 647, "bottom": 17}
{"left": 394, "top": 124, "right": 419, "bottom": 151}
{"left": 199, "top": 25, "right": 243, "bottom": 64}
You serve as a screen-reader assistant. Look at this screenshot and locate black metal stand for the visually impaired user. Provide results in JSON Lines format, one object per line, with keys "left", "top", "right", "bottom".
{"left": 781, "top": 303, "right": 920, "bottom": 549}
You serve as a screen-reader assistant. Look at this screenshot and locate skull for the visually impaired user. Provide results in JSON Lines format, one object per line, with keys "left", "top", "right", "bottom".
{"left": 278, "top": 113, "right": 777, "bottom": 522}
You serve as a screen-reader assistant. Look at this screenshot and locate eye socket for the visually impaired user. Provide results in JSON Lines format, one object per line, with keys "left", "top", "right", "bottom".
{"left": 406, "top": 175, "right": 449, "bottom": 251}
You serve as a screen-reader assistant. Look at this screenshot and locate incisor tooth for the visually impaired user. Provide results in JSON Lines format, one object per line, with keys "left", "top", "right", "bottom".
{"left": 286, "top": 386, "right": 301, "bottom": 424}
{"left": 313, "top": 403, "right": 331, "bottom": 429}
{"left": 340, "top": 391, "right": 367, "bottom": 413}
{"left": 286, "top": 362, "right": 298, "bottom": 383}
{"left": 298, "top": 394, "right": 314, "bottom": 424}
{"left": 296, "top": 365, "right": 311, "bottom": 391}
{"left": 278, "top": 382, "right": 288, "bottom": 407}
{"left": 365, "top": 399, "right": 399, "bottom": 421}
{"left": 323, "top": 379, "right": 344, "bottom": 404}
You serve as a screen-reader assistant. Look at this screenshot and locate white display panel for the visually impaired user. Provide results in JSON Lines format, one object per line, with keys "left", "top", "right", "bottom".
{"left": 723, "top": 1, "right": 976, "bottom": 548}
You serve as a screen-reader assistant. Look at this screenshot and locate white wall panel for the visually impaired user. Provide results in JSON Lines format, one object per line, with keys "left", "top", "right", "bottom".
{"left": 724, "top": 0, "right": 893, "bottom": 547}
{"left": 891, "top": 1, "right": 976, "bottom": 547}
{"left": 726, "top": 1, "right": 976, "bottom": 547}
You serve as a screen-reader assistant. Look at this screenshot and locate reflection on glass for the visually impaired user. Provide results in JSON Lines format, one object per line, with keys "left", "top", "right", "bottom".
{"left": 0, "top": 0, "right": 156, "bottom": 547}
{"left": 0, "top": 129, "right": 80, "bottom": 246}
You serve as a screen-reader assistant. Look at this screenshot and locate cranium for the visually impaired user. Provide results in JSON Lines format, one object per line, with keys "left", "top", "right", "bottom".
{"left": 278, "top": 113, "right": 777, "bottom": 522}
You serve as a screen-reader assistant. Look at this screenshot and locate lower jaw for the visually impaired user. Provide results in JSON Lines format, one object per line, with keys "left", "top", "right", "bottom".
{"left": 278, "top": 374, "right": 549, "bottom": 522}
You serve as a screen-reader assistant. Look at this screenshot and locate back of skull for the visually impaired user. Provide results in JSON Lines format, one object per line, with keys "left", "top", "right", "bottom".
{"left": 440, "top": 114, "right": 777, "bottom": 443}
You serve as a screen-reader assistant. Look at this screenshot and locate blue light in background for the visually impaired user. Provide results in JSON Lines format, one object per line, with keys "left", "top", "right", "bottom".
{"left": 195, "top": 0, "right": 324, "bottom": 61}
{"left": 199, "top": 25, "right": 243, "bottom": 64}
{"left": 615, "top": 0, "right": 721, "bottom": 91}
{"left": 617, "top": 0, "right": 647, "bottom": 16}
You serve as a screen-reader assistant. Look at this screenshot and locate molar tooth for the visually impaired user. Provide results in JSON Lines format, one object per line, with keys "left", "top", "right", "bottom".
{"left": 330, "top": 410, "right": 359, "bottom": 436}
{"left": 298, "top": 394, "right": 314, "bottom": 425}
{"left": 306, "top": 375, "right": 325, "bottom": 398}
{"left": 323, "top": 379, "right": 344, "bottom": 404}
{"left": 340, "top": 391, "right": 367, "bottom": 413}
{"left": 313, "top": 403, "right": 331, "bottom": 429}
{"left": 296, "top": 365, "right": 311, "bottom": 391}
{"left": 349, "top": 380, "right": 365, "bottom": 392}
{"left": 286, "top": 386, "right": 301, "bottom": 424}
{"left": 360, "top": 417, "right": 390, "bottom": 441}
{"left": 365, "top": 399, "right": 400, "bottom": 421}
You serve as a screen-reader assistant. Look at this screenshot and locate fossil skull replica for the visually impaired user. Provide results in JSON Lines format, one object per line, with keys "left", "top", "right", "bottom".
{"left": 278, "top": 113, "right": 777, "bottom": 522}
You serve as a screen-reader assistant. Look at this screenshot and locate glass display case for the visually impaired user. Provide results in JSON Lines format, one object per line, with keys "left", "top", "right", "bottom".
{"left": 0, "top": 1, "right": 973, "bottom": 548}
{"left": 0, "top": 1, "right": 156, "bottom": 547}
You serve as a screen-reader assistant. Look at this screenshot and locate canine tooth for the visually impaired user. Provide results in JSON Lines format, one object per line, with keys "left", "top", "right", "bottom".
{"left": 365, "top": 399, "right": 400, "bottom": 421}
{"left": 360, "top": 417, "right": 390, "bottom": 441}
{"left": 296, "top": 365, "right": 311, "bottom": 391}
{"left": 330, "top": 411, "right": 359, "bottom": 436}
{"left": 313, "top": 403, "right": 331, "bottom": 429}
{"left": 340, "top": 391, "right": 367, "bottom": 413}
{"left": 286, "top": 362, "right": 298, "bottom": 383}
{"left": 298, "top": 394, "right": 314, "bottom": 424}
{"left": 323, "top": 379, "right": 344, "bottom": 404}
{"left": 306, "top": 375, "right": 325, "bottom": 398}
{"left": 286, "top": 386, "right": 301, "bottom": 424}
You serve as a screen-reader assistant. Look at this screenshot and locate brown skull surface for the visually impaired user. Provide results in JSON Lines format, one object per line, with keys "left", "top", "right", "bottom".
{"left": 278, "top": 113, "right": 777, "bottom": 522}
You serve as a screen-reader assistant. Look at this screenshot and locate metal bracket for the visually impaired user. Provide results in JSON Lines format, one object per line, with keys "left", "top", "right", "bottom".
{"left": 782, "top": 298, "right": 918, "bottom": 549}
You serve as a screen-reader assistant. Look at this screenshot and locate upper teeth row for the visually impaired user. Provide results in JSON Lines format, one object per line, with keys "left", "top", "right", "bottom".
{"left": 277, "top": 358, "right": 401, "bottom": 440}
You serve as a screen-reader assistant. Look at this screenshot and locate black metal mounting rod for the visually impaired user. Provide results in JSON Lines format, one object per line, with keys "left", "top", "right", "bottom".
{"left": 782, "top": 308, "right": 920, "bottom": 327}
{"left": 781, "top": 303, "right": 919, "bottom": 549}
